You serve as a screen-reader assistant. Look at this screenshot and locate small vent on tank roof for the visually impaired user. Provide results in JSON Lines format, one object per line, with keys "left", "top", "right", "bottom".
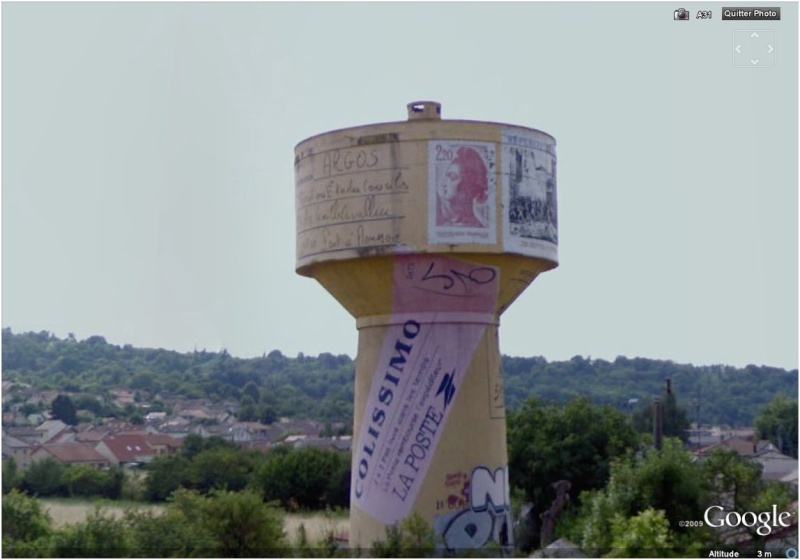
{"left": 407, "top": 101, "right": 442, "bottom": 121}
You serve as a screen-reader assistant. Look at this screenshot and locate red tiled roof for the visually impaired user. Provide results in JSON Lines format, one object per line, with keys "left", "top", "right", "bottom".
{"left": 36, "top": 419, "right": 67, "bottom": 433}
{"left": 3, "top": 434, "right": 32, "bottom": 449}
{"left": 75, "top": 430, "right": 110, "bottom": 443}
{"left": 35, "top": 443, "right": 108, "bottom": 464}
{"left": 179, "top": 409, "right": 212, "bottom": 419}
{"left": 143, "top": 434, "right": 182, "bottom": 449}
{"left": 117, "top": 430, "right": 149, "bottom": 437}
{"left": 49, "top": 432, "right": 75, "bottom": 443}
{"left": 99, "top": 434, "right": 155, "bottom": 463}
{"left": 696, "top": 437, "right": 768, "bottom": 457}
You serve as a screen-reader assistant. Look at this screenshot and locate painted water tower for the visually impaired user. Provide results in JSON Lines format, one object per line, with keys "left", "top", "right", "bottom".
{"left": 294, "top": 102, "right": 558, "bottom": 552}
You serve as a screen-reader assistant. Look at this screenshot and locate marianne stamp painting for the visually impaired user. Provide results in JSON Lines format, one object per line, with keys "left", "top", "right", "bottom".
{"left": 428, "top": 140, "right": 497, "bottom": 245}
{"left": 501, "top": 130, "right": 558, "bottom": 261}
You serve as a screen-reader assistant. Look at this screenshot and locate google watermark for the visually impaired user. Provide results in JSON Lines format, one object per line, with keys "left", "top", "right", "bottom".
{"left": 703, "top": 505, "right": 794, "bottom": 536}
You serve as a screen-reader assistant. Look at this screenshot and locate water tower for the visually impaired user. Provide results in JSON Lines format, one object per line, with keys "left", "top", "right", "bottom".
{"left": 294, "top": 101, "right": 558, "bottom": 552}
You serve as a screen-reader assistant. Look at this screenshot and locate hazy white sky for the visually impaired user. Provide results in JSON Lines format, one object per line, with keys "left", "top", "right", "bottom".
{"left": 2, "top": 2, "right": 798, "bottom": 370}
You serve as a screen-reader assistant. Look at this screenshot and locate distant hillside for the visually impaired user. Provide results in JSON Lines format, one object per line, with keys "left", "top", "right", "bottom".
{"left": 502, "top": 354, "right": 797, "bottom": 426}
{"left": 2, "top": 328, "right": 796, "bottom": 427}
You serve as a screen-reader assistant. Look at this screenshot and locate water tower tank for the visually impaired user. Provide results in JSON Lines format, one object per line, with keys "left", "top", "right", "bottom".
{"left": 294, "top": 101, "right": 558, "bottom": 552}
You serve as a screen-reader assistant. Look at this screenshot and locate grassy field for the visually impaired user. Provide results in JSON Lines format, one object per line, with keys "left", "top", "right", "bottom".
{"left": 283, "top": 509, "right": 349, "bottom": 545}
{"left": 41, "top": 498, "right": 163, "bottom": 527}
{"left": 40, "top": 499, "right": 349, "bottom": 545}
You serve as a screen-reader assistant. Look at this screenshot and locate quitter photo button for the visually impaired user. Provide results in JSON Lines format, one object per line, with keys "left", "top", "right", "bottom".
{"left": 722, "top": 7, "right": 781, "bottom": 20}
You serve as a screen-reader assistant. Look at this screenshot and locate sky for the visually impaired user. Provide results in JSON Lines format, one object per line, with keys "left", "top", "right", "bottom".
{"left": 2, "top": 2, "right": 798, "bottom": 370}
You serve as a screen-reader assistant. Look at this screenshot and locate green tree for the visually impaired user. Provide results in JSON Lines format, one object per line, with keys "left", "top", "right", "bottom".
{"left": 260, "top": 404, "right": 277, "bottom": 425}
{"left": 130, "top": 371, "right": 158, "bottom": 393}
{"left": 608, "top": 508, "right": 674, "bottom": 558}
{"left": 179, "top": 433, "right": 236, "bottom": 460}
{"left": 255, "top": 447, "right": 293, "bottom": 508}
{"left": 19, "top": 402, "right": 43, "bottom": 416}
{"left": 50, "top": 507, "right": 131, "bottom": 557}
{"left": 73, "top": 394, "right": 106, "bottom": 416}
{"left": 750, "top": 481, "right": 796, "bottom": 519}
{"left": 51, "top": 394, "right": 77, "bottom": 425}
{"left": 21, "top": 458, "right": 68, "bottom": 497}
{"left": 632, "top": 384, "right": 691, "bottom": 442}
{"left": 189, "top": 447, "right": 254, "bottom": 494}
{"left": 60, "top": 464, "right": 124, "bottom": 500}
{"left": 123, "top": 508, "right": 216, "bottom": 557}
{"left": 169, "top": 488, "right": 286, "bottom": 556}
{"left": 144, "top": 454, "right": 191, "bottom": 501}
{"left": 2, "top": 489, "right": 54, "bottom": 556}
{"left": 3, "top": 457, "right": 19, "bottom": 494}
{"left": 238, "top": 395, "right": 260, "bottom": 422}
{"left": 701, "top": 449, "right": 762, "bottom": 512}
{"left": 256, "top": 446, "right": 350, "bottom": 510}
{"left": 507, "top": 396, "right": 639, "bottom": 550}
{"left": 63, "top": 465, "right": 108, "bottom": 498}
{"left": 755, "top": 394, "right": 798, "bottom": 458}
{"left": 577, "top": 439, "right": 709, "bottom": 556}
{"left": 242, "top": 381, "right": 261, "bottom": 403}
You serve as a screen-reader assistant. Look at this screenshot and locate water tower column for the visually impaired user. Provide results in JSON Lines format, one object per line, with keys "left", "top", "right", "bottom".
{"left": 294, "top": 101, "right": 558, "bottom": 553}
{"left": 347, "top": 254, "right": 511, "bottom": 552}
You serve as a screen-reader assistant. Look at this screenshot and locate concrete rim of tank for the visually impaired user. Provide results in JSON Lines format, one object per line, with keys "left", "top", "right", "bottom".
{"left": 294, "top": 118, "right": 556, "bottom": 151}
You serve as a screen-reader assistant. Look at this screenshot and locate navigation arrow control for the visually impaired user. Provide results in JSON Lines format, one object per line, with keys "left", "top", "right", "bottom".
{"left": 733, "top": 30, "right": 775, "bottom": 68}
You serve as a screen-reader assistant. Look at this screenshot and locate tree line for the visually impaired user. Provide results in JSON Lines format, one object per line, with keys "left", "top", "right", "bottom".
{"left": 3, "top": 328, "right": 797, "bottom": 427}
{"left": 3, "top": 488, "right": 293, "bottom": 557}
{"left": 2, "top": 487, "right": 448, "bottom": 558}
{"left": 145, "top": 435, "right": 350, "bottom": 510}
{"left": 3, "top": 435, "right": 350, "bottom": 512}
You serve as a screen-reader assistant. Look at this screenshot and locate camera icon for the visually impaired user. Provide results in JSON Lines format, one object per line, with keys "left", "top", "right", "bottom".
{"left": 674, "top": 8, "right": 690, "bottom": 20}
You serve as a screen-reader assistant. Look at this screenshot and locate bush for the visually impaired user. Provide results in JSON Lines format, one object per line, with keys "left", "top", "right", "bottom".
{"left": 188, "top": 447, "right": 254, "bottom": 493}
{"left": 578, "top": 439, "right": 709, "bottom": 556}
{"left": 2, "top": 457, "right": 19, "bottom": 494}
{"left": 123, "top": 508, "right": 215, "bottom": 558}
{"left": 507, "top": 396, "right": 639, "bottom": 549}
{"left": 370, "top": 513, "right": 437, "bottom": 558}
{"left": 50, "top": 508, "right": 131, "bottom": 558}
{"left": 256, "top": 447, "right": 350, "bottom": 510}
{"left": 61, "top": 465, "right": 124, "bottom": 499}
{"left": 21, "top": 458, "right": 68, "bottom": 497}
{"left": 2, "top": 489, "right": 54, "bottom": 554}
{"left": 169, "top": 488, "right": 286, "bottom": 556}
{"left": 291, "top": 520, "right": 346, "bottom": 558}
{"left": 144, "top": 454, "right": 191, "bottom": 501}
{"left": 609, "top": 508, "right": 673, "bottom": 557}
